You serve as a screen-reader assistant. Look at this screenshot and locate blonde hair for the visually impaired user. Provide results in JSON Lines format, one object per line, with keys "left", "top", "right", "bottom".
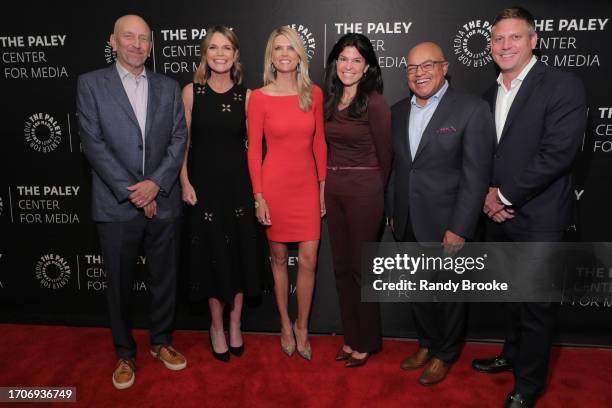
{"left": 194, "top": 25, "right": 243, "bottom": 85}
{"left": 263, "top": 26, "right": 312, "bottom": 111}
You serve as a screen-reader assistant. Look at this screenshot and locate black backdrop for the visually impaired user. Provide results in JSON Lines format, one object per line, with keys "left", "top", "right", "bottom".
{"left": 1, "top": 0, "right": 611, "bottom": 346}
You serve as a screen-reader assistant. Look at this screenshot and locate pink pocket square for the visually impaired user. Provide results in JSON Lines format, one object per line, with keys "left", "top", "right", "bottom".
{"left": 437, "top": 126, "right": 457, "bottom": 134}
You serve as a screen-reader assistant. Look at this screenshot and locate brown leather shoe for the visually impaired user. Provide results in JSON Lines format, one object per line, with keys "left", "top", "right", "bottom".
{"left": 112, "top": 358, "right": 135, "bottom": 390}
{"left": 150, "top": 345, "right": 187, "bottom": 370}
{"left": 400, "top": 347, "right": 431, "bottom": 370}
{"left": 418, "top": 357, "right": 450, "bottom": 386}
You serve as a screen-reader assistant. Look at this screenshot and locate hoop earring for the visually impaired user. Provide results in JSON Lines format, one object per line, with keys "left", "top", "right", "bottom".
{"left": 296, "top": 63, "right": 301, "bottom": 73}
{"left": 271, "top": 63, "right": 276, "bottom": 73}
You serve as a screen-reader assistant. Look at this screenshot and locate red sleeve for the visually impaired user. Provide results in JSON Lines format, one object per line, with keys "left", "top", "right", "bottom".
{"left": 247, "top": 90, "right": 265, "bottom": 193}
{"left": 368, "top": 92, "right": 393, "bottom": 184}
{"left": 312, "top": 86, "right": 327, "bottom": 182}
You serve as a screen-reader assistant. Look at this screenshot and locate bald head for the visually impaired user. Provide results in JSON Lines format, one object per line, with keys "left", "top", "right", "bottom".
{"left": 406, "top": 42, "right": 449, "bottom": 106}
{"left": 110, "top": 14, "right": 151, "bottom": 75}
{"left": 113, "top": 15, "right": 150, "bottom": 36}
{"left": 407, "top": 42, "right": 446, "bottom": 64}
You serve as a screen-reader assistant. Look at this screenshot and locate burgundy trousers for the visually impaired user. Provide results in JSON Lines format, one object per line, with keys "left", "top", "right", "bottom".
{"left": 325, "top": 169, "right": 384, "bottom": 353}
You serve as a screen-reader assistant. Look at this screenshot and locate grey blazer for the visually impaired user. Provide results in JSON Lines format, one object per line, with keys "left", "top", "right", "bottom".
{"left": 76, "top": 65, "right": 187, "bottom": 222}
{"left": 387, "top": 86, "right": 495, "bottom": 242}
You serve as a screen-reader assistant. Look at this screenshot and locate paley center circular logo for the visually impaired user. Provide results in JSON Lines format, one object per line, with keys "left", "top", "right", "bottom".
{"left": 453, "top": 20, "right": 493, "bottom": 68}
{"left": 104, "top": 40, "right": 117, "bottom": 64}
{"left": 24, "top": 113, "right": 62, "bottom": 153}
{"left": 287, "top": 24, "right": 316, "bottom": 59}
{"left": 35, "top": 254, "right": 71, "bottom": 290}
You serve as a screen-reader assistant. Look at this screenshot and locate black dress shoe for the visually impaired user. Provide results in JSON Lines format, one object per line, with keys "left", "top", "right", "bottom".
{"left": 229, "top": 344, "right": 244, "bottom": 357}
{"left": 345, "top": 353, "right": 370, "bottom": 368}
{"left": 209, "top": 331, "right": 230, "bottom": 362}
{"left": 503, "top": 392, "right": 534, "bottom": 408}
{"left": 335, "top": 347, "right": 352, "bottom": 361}
{"left": 472, "top": 355, "right": 513, "bottom": 373}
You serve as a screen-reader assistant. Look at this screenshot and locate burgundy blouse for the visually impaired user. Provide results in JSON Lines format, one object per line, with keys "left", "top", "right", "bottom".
{"left": 324, "top": 92, "right": 392, "bottom": 184}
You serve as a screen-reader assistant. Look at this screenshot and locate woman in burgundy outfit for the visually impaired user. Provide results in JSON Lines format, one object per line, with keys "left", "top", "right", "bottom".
{"left": 323, "top": 33, "right": 392, "bottom": 367}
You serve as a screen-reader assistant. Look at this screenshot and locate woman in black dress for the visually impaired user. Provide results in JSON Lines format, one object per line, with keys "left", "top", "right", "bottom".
{"left": 181, "top": 26, "right": 265, "bottom": 362}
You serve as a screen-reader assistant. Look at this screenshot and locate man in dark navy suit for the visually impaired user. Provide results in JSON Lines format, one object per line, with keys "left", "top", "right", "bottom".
{"left": 471, "top": 7, "right": 587, "bottom": 408}
{"left": 387, "top": 42, "right": 495, "bottom": 386}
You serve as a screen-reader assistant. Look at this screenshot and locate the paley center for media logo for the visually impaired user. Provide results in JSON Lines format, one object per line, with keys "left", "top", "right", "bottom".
{"left": 35, "top": 253, "right": 71, "bottom": 290}
{"left": 24, "top": 113, "right": 62, "bottom": 153}
{"left": 453, "top": 19, "right": 493, "bottom": 68}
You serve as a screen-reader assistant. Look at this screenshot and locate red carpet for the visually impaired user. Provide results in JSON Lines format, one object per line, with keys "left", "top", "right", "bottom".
{"left": 1, "top": 324, "right": 611, "bottom": 407}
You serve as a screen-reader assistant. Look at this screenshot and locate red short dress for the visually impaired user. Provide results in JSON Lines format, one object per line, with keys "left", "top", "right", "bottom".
{"left": 247, "top": 86, "right": 327, "bottom": 242}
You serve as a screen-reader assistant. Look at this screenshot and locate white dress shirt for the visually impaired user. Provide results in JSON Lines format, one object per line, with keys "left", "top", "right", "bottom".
{"left": 494, "top": 55, "right": 537, "bottom": 205}
{"left": 116, "top": 62, "right": 148, "bottom": 173}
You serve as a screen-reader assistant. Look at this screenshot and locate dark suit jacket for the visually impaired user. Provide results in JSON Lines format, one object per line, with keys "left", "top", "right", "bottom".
{"left": 483, "top": 61, "right": 587, "bottom": 233}
{"left": 387, "top": 86, "right": 495, "bottom": 242}
{"left": 76, "top": 65, "right": 187, "bottom": 222}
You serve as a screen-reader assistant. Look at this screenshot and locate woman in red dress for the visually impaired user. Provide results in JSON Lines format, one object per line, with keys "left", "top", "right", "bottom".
{"left": 247, "top": 26, "right": 327, "bottom": 360}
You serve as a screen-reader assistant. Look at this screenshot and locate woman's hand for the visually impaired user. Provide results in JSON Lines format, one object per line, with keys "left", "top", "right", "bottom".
{"left": 319, "top": 181, "right": 326, "bottom": 218}
{"left": 181, "top": 180, "right": 197, "bottom": 205}
{"left": 255, "top": 194, "right": 271, "bottom": 225}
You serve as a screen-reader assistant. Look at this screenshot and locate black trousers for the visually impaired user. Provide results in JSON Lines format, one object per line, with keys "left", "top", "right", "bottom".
{"left": 486, "top": 221, "right": 561, "bottom": 399}
{"left": 97, "top": 215, "right": 180, "bottom": 359}
{"left": 402, "top": 227, "right": 466, "bottom": 363}
{"left": 325, "top": 175, "right": 383, "bottom": 353}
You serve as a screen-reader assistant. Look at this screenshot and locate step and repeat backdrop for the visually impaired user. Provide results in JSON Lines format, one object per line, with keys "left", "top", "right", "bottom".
{"left": 1, "top": 0, "right": 611, "bottom": 345}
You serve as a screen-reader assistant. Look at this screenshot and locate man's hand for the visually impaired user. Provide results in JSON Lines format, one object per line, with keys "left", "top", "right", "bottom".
{"left": 491, "top": 208, "right": 515, "bottom": 223}
{"left": 483, "top": 187, "right": 515, "bottom": 223}
{"left": 442, "top": 230, "right": 465, "bottom": 255}
{"left": 483, "top": 187, "right": 505, "bottom": 217}
{"left": 143, "top": 200, "right": 157, "bottom": 219}
{"left": 128, "top": 180, "right": 160, "bottom": 208}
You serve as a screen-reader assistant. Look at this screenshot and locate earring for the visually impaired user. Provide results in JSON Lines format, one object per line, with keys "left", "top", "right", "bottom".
{"left": 296, "top": 63, "right": 301, "bottom": 73}
{"left": 271, "top": 63, "right": 276, "bottom": 73}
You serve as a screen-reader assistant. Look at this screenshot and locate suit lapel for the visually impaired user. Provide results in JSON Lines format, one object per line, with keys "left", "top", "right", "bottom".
{"left": 402, "top": 100, "right": 413, "bottom": 165}
{"left": 392, "top": 98, "right": 412, "bottom": 164}
{"left": 400, "top": 100, "right": 413, "bottom": 164}
{"left": 498, "top": 62, "right": 545, "bottom": 144}
{"left": 413, "top": 87, "right": 456, "bottom": 162}
{"left": 105, "top": 66, "right": 140, "bottom": 129}
{"left": 145, "top": 69, "right": 161, "bottom": 138}
{"left": 484, "top": 84, "right": 497, "bottom": 114}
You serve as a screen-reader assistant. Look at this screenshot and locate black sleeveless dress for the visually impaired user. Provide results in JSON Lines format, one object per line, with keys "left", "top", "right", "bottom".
{"left": 186, "top": 82, "right": 268, "bottom": 302}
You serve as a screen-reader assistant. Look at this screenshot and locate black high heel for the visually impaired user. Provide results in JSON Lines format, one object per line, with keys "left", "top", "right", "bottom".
{"left": 229, "top": 344, "right": 244, "bottom": 357}
{"left": 208, "top": 329, "right": 230, "bottom": 362}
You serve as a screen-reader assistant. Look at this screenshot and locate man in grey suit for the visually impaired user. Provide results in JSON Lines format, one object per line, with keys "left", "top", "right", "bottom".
{"left": 387, "top": 42, "right": 495, "bottom": 385}
{"left": 77, "top": 15, "right": 188, "bottom": 389}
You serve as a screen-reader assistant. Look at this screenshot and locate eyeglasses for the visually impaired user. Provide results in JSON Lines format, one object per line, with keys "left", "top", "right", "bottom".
{"left": 406, "top": 60, "right": 446, "bottom": 75}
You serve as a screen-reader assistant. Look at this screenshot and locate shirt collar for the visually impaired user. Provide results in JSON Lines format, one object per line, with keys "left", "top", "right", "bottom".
{"left": 116, "top": 61, "right": 147, "bottom": 80}
{"left": 496, "top": 55, "right": 537, "bottom": 88}
{"left": 411, "top": 80, "right": 449, "bottom": 108}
